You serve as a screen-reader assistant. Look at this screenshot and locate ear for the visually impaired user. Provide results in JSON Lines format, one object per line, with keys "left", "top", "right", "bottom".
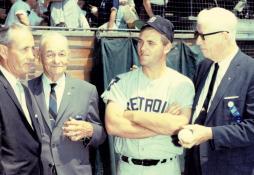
{"left": 164, "top": 42, "right": 173, "bottom": 55}
{"left": 38, "top": 48, "right": 44, "bottom": 63}
{"left": 0, "top": 44, "right": 8, "bottom": 61}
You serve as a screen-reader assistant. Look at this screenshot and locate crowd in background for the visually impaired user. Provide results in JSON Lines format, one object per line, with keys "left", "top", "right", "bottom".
{"left": 0, "top": 0, "right": 170, "bottom": 29}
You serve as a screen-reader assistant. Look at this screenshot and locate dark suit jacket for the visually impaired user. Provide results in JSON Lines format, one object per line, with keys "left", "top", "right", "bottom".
{"left": 0, "top": 71, "right": 42, "bottom": 175}
{"left": 185, "top": 51, "right": 254, "bottom": 175}
{"left": 28, "top": 75, "right": 106, "bottom": 175}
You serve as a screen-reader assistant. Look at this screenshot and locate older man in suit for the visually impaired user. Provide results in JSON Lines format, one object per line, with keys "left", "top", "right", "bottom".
{"left": 178, "top": 7, "right": 254, "bottom": 175}
{"left": 28, "top": 31, "right": 106, "bottom": 175}
{"left": 0, "top": 24, "right": 42, "bottom": 174}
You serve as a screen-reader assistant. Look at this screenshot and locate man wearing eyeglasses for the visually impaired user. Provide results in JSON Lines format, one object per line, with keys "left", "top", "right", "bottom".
{"left": 28, "top": 32, "right": 106, "bottom": 175}
{"left": 179, "top": 7, "right": 254, "bottom": 175}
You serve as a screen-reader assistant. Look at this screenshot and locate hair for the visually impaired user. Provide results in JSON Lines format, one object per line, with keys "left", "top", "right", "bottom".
{"left": 0, "top": 23, "right": 31, "bottom": 45}
{"left": 197, "top": 7, "right": 238, "bottom": 40}
{"left": 39, "top": 31, "right": 69, "bottom": 51}
{"left": 140, "top": 26, "right": 170, "bottom": 46}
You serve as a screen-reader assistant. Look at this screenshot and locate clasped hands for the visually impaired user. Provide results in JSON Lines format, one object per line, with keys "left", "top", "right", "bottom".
{"left": 62, "top": 117, "right": 93, "bottom": 141}
{"left": 178, "top": 124, "right": 213, "bottom": 148}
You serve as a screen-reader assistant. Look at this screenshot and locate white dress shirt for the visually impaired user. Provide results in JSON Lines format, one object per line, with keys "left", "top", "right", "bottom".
{"left": 42, "top": 74, "right": 65, "bottom": 113}
{"left": 192, "top": 48, "right": 239, "bottom": 123}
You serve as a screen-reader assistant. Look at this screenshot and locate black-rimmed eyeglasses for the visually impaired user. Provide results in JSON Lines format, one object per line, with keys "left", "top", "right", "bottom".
{"left": 194, "top": 31, "right": 229, "bottom": 40}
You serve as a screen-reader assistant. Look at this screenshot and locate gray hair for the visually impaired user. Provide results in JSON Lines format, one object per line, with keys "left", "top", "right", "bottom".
{"left": 0, "top": 23, "right": 31, "bottom": 45}
{"left": 39, "top": 31, "right": 69, "bottom": 51}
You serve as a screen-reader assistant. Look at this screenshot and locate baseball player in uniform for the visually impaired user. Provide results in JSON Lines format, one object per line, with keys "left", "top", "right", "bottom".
{"left": 101, "top": 16, "right": 195, "bottom": 175}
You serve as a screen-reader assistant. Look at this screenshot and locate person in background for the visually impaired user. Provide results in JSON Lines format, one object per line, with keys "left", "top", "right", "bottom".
{"left": 47, "top": 0, "right": 89, "bottom": 28}
{"left": 97, "top": 0, "right": 119, "bottom": 29}
{"left": 5, "top": 0, "right": 37, "bottom": 26}
{"left": 142, "top": 0, "right": 168, "bottom": 20}
{"left": 115, "top": 0, "right": 139, "bottom": 29}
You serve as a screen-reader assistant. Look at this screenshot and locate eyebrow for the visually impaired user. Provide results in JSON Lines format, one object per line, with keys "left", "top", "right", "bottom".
{"left": 46, "top": 50, "right": 66, "bottom": 53}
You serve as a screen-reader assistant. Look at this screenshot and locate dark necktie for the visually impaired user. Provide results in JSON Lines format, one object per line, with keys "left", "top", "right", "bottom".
{"left": 195, "top": 63, "right": 219, "bottom": 124}
{"left": 189, "top": 63, "right": 219, "bottom": 175}
{"left": 49, "top": 83, "right": 57, "bottom": 121}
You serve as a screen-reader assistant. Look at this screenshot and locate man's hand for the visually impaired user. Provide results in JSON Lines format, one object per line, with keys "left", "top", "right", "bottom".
{"left": 178, "top": 124, "right": 213, "bottom": 148}
{"left": 63, "top": 118, "right": 93, "bottom": 141}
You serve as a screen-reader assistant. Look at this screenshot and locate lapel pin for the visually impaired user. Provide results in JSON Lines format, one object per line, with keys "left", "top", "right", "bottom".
{"left": 227, "top": 101, "right": 234, "bottom": 107}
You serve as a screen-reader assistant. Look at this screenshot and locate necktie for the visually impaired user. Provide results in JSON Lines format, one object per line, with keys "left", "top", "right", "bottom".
{"left": 195, "top": 63, "right": 219, "bottom": 124}
{"left": 49, "top": 83, "right": 57, "bottom": 121}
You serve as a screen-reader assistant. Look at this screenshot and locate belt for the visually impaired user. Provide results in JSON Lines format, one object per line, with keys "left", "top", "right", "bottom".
{"left": 121, "top": 155, "right": 169, "bottom": 166}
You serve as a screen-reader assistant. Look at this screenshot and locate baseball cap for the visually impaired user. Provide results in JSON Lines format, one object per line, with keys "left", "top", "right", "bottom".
{"left": 141, "top": 15, "right": 174, "bottom": 42}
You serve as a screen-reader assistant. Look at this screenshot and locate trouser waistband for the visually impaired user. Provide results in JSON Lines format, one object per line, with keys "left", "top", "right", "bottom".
{"left": 121, "top": 155, "right": 177, "bottom": 166}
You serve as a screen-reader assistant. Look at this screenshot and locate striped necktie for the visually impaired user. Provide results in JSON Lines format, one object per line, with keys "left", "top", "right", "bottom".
{"left": 49, "top": 83, "right": 57, "bottom": 120}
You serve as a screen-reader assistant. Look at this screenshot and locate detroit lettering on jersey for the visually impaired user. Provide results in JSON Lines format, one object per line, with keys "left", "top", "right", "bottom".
{"left": 127, "top": 97, "right": 168, "bottom": 113}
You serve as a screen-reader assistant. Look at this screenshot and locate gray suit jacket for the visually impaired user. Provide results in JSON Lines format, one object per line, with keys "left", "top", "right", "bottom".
{"left": 28, "top": 75, "right": 106, "bottom": 175}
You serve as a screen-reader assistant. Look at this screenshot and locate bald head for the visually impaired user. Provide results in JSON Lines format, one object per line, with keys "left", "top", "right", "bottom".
{"left": 197, "top": 7, "right": 238, "bottom": 40}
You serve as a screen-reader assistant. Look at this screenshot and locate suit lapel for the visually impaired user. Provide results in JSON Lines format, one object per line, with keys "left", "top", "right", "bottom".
{"left": 206, "top": 52, "right": 242, "bottom": 123}
{"left": 23, "top": 84, "right": 41, "bottom": 140}
{"left": 32, "top": 75, "right": 54, "bottom": 132}
{"left": 0, "top": 71, "right": 38, "bottom": 140}
{"left": 0, "top": 71, "right": 24, "bottom": 115}
{"left": 55, "top": 76, "right": 74, "bottom": 124}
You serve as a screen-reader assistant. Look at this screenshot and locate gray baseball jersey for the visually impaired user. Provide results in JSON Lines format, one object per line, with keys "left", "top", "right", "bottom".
{"left": 102, "top": 67, "right": 195, "bottom": 159}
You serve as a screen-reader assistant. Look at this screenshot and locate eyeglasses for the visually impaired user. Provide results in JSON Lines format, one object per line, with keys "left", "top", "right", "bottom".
{"left": 194, "top": 31, "right": 229, "bottom": 40}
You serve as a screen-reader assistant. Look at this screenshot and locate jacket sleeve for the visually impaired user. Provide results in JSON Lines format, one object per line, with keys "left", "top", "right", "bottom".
{"left": 84, "top": 86, "right": 106, "bottom": 147}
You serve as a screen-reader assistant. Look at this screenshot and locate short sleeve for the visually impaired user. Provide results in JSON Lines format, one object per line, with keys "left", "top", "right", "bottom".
{"left": 101, "top": 76, "right": 127, "bottom": 108}
{"left": 174, "top": 79, "right": 195, "bottom": 108}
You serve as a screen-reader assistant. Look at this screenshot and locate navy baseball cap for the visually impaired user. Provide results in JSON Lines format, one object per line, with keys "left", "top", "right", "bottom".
{"left": 141, "top": 15, "right": 174, "bottom": 42}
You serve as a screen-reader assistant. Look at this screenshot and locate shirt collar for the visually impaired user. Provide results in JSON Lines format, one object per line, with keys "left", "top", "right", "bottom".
{"left": 217, "top": 48, "right": 239, "bottom": 70}
{"left": 0, "top": 65, "right": 20, "bottom": 88}
{"left": 42, "top": 73, "right": 66, "bottom": 87}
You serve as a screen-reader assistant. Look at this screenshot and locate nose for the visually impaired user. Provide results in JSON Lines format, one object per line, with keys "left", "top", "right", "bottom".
{"left": 196, "top": 36, "right": 202, "bottom": 46}
{"left": 27, "top": 47, "right": 35, "bottom": 62}
{"left": 53, "top": 54, "right": 61, "bottom": 64}
{"left": 138, "top": 42, "right": 146, "bottom": 53}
